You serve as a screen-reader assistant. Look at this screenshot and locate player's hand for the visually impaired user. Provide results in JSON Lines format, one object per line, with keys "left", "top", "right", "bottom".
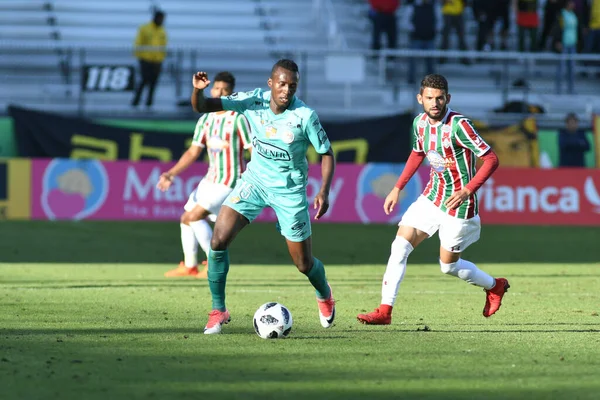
{"left": 444, "top": 188, "right": 471, "bottom": 210}
{"left": 193, "top": 72, "right": 210, "bottom": 90}
{"left": 156, "top": 172, "right": 173, "bottom": 192}
{"left": 313, "top": 191, "right": 330, "bottom": 220}
{"left": 383, "top": 187, "right": 401, "bottom": 215}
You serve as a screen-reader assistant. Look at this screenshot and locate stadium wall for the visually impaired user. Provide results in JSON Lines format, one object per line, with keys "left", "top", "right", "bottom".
{"left": 1, "top": 158, "right": 599, "bottom": 226}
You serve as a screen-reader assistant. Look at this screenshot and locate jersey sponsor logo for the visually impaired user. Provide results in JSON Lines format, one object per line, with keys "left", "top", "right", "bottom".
{"left": 426, "top": 150, "right": 454, "bottom": 172}
{"left": 282, "top": 131, "right": 295, "bottom": 144}
{"left": 252, "top": 137, "right": 291, "bottom": 161}
{"left": 206, "top": 135, "right": 230, "bottom": 153}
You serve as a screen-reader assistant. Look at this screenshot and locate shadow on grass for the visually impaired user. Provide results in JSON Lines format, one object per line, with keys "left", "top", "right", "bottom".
{"left": 2, "top": 326, "right": 600, "bottom": 400}
{"left": 2, "top": 221, "right": 599, "bottom": 264}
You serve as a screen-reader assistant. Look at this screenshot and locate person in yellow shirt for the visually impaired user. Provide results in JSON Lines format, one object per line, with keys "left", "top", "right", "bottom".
{"left": 440, "top": 0, "right": 470, "bottom": 65}
{"left": 131, "top": 10, "right": 167, "bottom": 108}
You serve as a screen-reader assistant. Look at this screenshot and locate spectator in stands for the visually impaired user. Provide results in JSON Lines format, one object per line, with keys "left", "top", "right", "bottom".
{"left": 516, "top": 0, "right": 540, "bottom": 52}
{"left": 582, "top": 0, "right": 600, "bottom": 73}
{"left": 440, "top": 0, "right": 470, "bottom": 65}
{"left": 406, "top": 0, "right": 436, "bottom": 84}
{"left": 491, "top": 0, "right": 511, "bottom": 51}
{"left": 131, "top": 9, "right": 167, "bottom": 109}
{"left": 558, "top": 112, "right": 590, "bottom": 167}
{"left": 472, "top": 0, "right": 497, "bottom": 52}
{"left": 369, "top": 0, "right": 400, "bottom": 58}
{"left": 539, "top": 0, "right": 563, "bottom": 51}
{"left": 554, "top": 0, "right": 579, "bottom": 94}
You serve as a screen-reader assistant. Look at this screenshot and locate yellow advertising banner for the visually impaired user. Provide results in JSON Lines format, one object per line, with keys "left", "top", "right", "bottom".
{"left": 0, "top": 158, "right": 31, "bottom": 219}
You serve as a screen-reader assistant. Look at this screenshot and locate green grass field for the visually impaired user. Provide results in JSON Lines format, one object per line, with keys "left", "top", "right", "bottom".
{"left": 1, "top": 222, "right": 600, "bottom": 399}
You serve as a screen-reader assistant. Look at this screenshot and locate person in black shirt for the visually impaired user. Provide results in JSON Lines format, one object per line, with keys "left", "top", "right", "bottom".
{"left": 558, "top": 113, "right": 590, "bottom": 167}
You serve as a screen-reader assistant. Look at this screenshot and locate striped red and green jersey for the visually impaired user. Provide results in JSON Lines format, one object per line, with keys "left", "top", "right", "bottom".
{"left": 192, "top": 111, "right": 252, "bottom": 188}
{"left": 412, "top": 108, "right": 491, "bottom": 219}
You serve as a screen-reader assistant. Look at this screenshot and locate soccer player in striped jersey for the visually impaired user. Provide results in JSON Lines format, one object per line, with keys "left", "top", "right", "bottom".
{"left": 157, "top": 71, "right": 252, "bottom": 278}
{"left": 357, "top": 74, "right": 510, "bottom": 325}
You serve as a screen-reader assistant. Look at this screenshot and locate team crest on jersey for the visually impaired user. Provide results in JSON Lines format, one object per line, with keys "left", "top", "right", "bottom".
{"left": 265, "top": 126, "right": 278, "bottom": 139}
{"left": 282, "top": 131, "right": 295, "bottom": 144}
{"left": 427, "top": 150, "right": 454, "bottom": 172}
{"left": 441, "top": 126, "right": 452, "bottom": 148}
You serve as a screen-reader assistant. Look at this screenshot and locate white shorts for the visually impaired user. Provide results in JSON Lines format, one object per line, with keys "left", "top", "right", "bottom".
{"left": 184, "top": 178, "right": 232, "bottom": 221}
{"left": 399, "top": 196, "right": 481, "bottom": 253}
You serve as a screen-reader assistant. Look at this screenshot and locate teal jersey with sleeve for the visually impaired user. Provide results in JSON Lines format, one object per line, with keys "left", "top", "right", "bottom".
{"left": 220, "top": 88, "right": 330, "bottom": 193}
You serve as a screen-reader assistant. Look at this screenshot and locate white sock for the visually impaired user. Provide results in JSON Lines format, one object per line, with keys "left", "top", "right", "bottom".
{"left": 381, "top": 236, "right": 414, "bottom": 306}
{"left": 189, "top": 219, "right": 212, "bottom": 260}
{"left": 180, "top": 223, "right": 198, "bottom": 267}
{"left": 439, "top": 258, "right": 495, "bottom": 289}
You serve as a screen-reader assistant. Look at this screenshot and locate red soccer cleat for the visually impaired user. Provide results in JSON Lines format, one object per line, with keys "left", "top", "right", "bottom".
{"left": 357, "top": 305, "right": 392, "bottom": 325}
{"left": 164, "top": 262, "right": 199, "bottom": 277}
{"left": 483, "top": 278, "right": 510, "bottom": 317}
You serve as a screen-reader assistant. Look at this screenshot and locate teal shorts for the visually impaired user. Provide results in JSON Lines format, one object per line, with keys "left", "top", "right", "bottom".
{"left": 222, "top": 177, "right": 311, "bottom": 242}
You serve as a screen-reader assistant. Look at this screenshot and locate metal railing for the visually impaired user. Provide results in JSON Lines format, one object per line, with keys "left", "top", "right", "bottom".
{"left": 2, "top": 43, "right": 600, "bottom": 123}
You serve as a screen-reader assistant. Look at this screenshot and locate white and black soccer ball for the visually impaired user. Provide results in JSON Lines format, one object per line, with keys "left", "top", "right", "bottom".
{"left": 253, "top": 302, "right": 293, "bottom": 339}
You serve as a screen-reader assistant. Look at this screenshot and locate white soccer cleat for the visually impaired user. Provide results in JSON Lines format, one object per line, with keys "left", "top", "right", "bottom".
{"left": 316, "top": 285, "right": 336, "bottom": 328}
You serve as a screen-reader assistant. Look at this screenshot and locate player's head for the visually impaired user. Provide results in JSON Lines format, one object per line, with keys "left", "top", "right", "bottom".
{"left": 417, "top": 74, "right": 451, "bottom": 121}
{"left": 211, "top": 71, "right": 235, "bottom": 98}
{"left": 565, "top": 112, "right": 579, "bottom": 132}
{"left": 268, "top": 59, "right": 299, "bottom": 110}
{"left": 153, "top": 10, "right": 165, "bottom": 26}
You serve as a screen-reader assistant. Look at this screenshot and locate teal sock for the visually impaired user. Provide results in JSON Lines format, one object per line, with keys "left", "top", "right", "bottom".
{"left": 208, "top": 249, "right": 230, "bottom": 311}
{"left": 307, "top": 257, "right": 331, "bottom": 300}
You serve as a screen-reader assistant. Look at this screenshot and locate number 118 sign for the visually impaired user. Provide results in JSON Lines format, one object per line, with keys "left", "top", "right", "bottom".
{"left": 82, "top": 65, "right": 135, "bottom": 92}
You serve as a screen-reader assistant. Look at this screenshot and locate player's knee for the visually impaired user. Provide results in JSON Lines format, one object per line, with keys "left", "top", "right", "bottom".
{"left": 294, "top": 255, "right": 313, "bottom": 274}
{"left": 210, "top": 232, "right": 229, "bottom": 251}
{"left": 439, "top": 260, "right": 458, "bottom": 275}
{"left": 181, "top": 212, "right": 192, "bottom": 224}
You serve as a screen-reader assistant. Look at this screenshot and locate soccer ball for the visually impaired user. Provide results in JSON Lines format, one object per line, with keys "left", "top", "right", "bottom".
{"left": 253, "top": 302, "right": 293, "bottom": 339}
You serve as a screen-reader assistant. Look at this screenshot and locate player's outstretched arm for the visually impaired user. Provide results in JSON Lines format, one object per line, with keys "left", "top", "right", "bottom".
{"left": 191, "top": 72, "right": 224, "bottom": 113}
{"left": 156, "top": 146, "right": 203, "bottom": 192}
{"left": 314, "top": 148, "right": 335, "bottom": 220}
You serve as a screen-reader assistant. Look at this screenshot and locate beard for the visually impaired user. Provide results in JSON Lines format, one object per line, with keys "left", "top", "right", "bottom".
{"left": 425, "top": 105, "right": 446, "bottom": 121}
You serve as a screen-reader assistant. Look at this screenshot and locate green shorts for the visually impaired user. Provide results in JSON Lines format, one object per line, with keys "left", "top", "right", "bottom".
{"left": 222, "top": 177, "right": 311, "bottom": 242}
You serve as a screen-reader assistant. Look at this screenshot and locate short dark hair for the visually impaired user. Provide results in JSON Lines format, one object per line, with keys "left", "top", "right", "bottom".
{"left": 420, "top": 74, "right": 449, "bottom": 94}
{"left": 565, "top": 112, "right": 578, "bottom": 122}
{"left": 271, "top": 59, "right": 299, "bottom": 75}
{"left": 213, "top": 71, "right": 236, "bottom": 91}
{"left": 153, "top": 10, "right": 165, "bottom": 19}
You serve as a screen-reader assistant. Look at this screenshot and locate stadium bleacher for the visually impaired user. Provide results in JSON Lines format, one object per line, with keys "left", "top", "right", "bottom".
{"left": 1, "top": 0, "right": 599, "bottom": 122}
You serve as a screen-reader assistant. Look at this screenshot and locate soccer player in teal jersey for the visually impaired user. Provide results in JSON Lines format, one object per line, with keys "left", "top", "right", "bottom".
{"left": 191, "top": 59, "right": 336, "bottom": 335}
